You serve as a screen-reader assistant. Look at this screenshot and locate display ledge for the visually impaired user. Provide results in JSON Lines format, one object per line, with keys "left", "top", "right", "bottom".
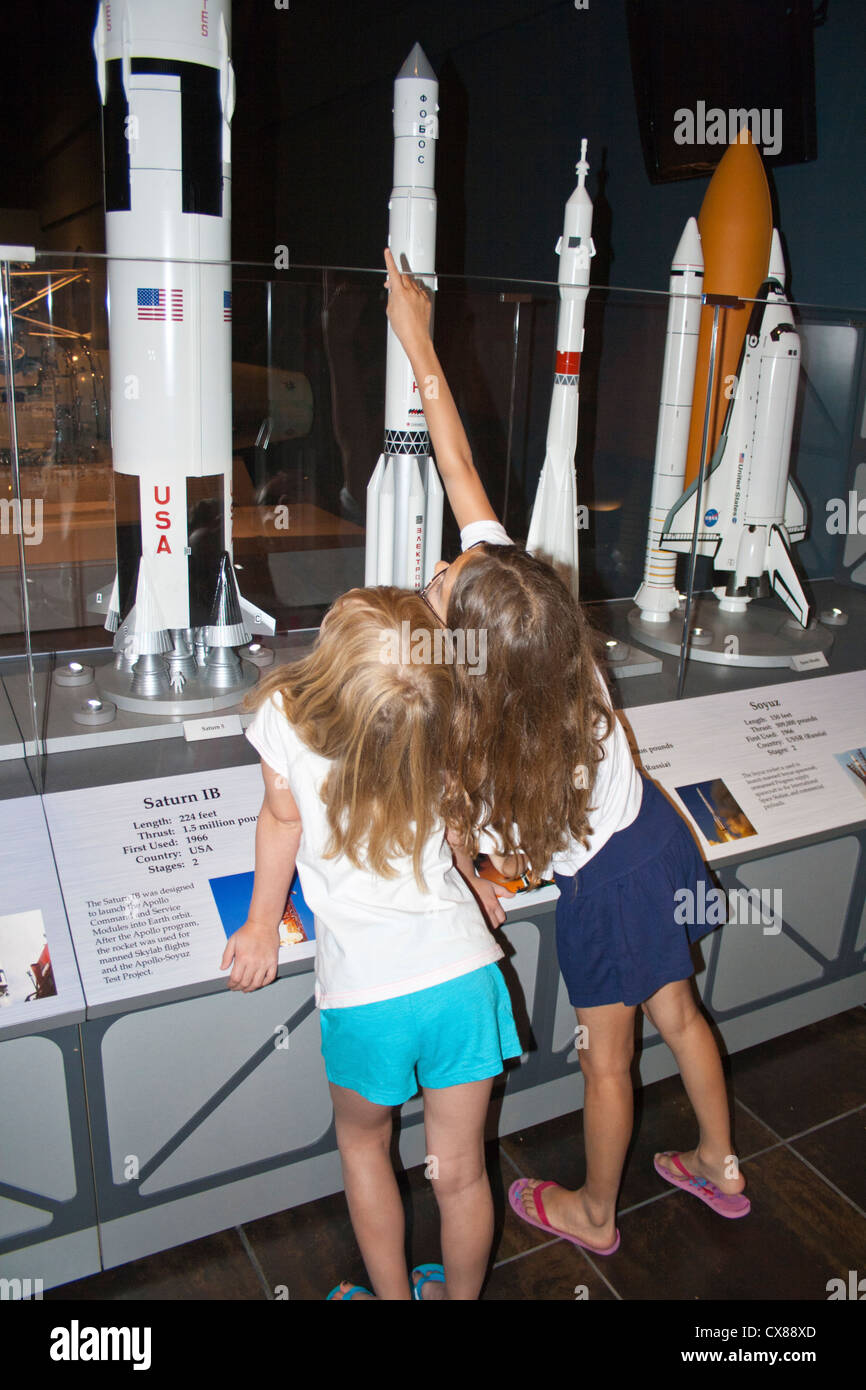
{"left": 599, "top": 578, "right": 866, "bottom": 709}
{"left": 1, "top": 578, "right": 861, "bottom": 764}
{"left": 1, "top": 632, "right": 320, "bottom": 757}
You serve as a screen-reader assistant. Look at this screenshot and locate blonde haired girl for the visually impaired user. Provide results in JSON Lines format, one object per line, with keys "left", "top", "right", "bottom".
{"left": 222, "top": 586, "right": 520, "bottom": 1299}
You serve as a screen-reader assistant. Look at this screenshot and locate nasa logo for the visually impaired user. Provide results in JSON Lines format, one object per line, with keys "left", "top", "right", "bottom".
{"left": 704, "top": 508, "right": 719, "bottom": 528}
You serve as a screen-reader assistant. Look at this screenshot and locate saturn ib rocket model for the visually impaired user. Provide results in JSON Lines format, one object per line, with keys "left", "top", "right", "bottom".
{"left": 92, "top": 0, "right": 272, "bottom": 708}
{"left": 526, "top": 140, "right": 595, "bottom": 598}
{"left": 365, "top": 43, "right": 444, "bottom": 590}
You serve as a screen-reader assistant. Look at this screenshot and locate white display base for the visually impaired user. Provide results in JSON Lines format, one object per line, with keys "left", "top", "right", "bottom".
{"left": 628, "top": 594, "right": 834, "bottom": 667}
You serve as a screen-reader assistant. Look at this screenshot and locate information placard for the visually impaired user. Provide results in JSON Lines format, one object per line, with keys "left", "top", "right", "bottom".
{"left": 625, "top": 670, "right": 866, "bottom": 861}
{"left": 43, "top": 764, "right": 315, "bottom": 1013}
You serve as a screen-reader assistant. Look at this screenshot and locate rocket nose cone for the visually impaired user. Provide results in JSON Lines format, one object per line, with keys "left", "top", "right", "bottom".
{"left": 697, "top": 132, "right": 772, "bottom": 297}
{"left": 672, "top": 216, "right": 703, "bottom": 271}
{"left": 699, "top": 132, "right": 771, "bottom": 228}
{"left": 398, "top": 42, "right": 436, "bottom": 79}
{"left": 768, "top": 228, "right": 787, "bottom": 284}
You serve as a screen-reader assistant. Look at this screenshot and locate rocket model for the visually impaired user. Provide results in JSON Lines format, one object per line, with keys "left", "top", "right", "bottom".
{"left": 526, "top": 140, "right": 595, "bottom": 598}
{"left": 92, "top": 0, "right": 272, "bottom": 705}
{"left": 365, "top": 43, "right": 443, "bottom": 590}
{"left": 634, "top": 218, "right": 704, "bottom": 620}
{"left": 659, "top": 230, "right": 809, "bottom": 625}
{"left": 635, "top": 131, "right": 810, "bottom": 630}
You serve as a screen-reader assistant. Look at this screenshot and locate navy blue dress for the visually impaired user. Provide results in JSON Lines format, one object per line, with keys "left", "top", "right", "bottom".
{"left": 554, "top": 774, "right": 719, "bottom": 1009}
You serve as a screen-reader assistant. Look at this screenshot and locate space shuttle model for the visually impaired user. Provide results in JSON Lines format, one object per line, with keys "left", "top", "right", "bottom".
{"left": 92, "top": 0, "right": 273, "bottom": 708}
{"left": 526, "top": 140, "right": 595, "bottom": 598}
{"left": 635, "top": 132, "right": 810, "bottom": 630}
{"left": 659, "top": 231, "right": 809, "bottom": 625}
{"left": 365, "top": 44, "right": 443, "bottom": 590}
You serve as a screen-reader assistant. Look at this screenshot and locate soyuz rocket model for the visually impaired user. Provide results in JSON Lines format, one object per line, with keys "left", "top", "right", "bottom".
{"left": 92, "top": 0, "right": 272, "bottom": 705}
{"left": 365, "top": 44, "right": 444, "bottom": 590}
{"left": 635, "top": 132, "right": 810, "bottom": 629}
{"left": 526, "top": 141, "right": 595, "bottom": 598}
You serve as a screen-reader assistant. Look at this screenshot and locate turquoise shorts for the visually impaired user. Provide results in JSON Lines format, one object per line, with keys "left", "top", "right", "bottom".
{"left": 320, "top": 962, "right": 522, "bottom": 1106}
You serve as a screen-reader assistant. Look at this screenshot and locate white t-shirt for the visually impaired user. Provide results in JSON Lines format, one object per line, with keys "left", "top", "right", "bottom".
{"left": 246, "top": 693, "right": 502, "bottom": 1009}
{"left": 459, "top": 519, "right": 643, "bottom": 874}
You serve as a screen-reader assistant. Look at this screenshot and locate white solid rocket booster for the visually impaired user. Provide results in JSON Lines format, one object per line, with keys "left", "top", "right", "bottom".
{"left": 659, "top": 230, "right": 809, "bottom": 626}
{"left": 526, "top": 140, "right": 595, "bottom": 598}
{"left": 634, "top": 217, "right": 704, "bottom": 620}
{"left": 365, "top": 43, "right": 443, "bottom": 590}
{"left": 92, "top": 0, "right": 271, "bottom": 694}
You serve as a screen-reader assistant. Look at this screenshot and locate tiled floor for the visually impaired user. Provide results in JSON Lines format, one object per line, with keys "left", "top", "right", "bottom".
{"left": 47, "top": 1005, "right": 866, "bottom": 1301}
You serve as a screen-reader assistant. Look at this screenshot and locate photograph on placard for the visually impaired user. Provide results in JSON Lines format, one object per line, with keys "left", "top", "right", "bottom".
{"left": 209, "top": 871, "right": 316, "bottom": 947}
{"left": 675, "top": 779, "right": 757, "bottom": 846}
{"left": 0, "top": 910, "right": 57, "bottom": 1006}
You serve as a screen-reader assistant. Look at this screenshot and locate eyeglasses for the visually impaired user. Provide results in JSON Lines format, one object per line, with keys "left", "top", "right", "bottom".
{"left": 417, "top": 541, "right": 486, "bottom": 621}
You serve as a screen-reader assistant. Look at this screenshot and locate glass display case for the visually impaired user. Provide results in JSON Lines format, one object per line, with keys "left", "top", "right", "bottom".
{"left": 2, "top": 247, "right": 864, "bottom": 768}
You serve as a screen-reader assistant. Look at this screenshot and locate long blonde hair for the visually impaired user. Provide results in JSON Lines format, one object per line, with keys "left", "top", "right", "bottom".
{"left": 249, "top": 587, "right": 454, "bottom": 889}
{"left": 442, "top": 545, "right": 613, "bottom": 875}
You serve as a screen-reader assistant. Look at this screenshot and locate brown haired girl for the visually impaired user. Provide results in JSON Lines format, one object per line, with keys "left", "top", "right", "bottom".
{"left": 221, "top": 586, "right": 520, "bottom": 1298}
{"left": 384, "top": 248, "right": 749, "bottom": 1258}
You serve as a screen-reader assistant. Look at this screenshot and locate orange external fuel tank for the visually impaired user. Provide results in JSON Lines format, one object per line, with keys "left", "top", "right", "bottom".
{"left": 683, "top": 130, "right": 773, "bottom": 489}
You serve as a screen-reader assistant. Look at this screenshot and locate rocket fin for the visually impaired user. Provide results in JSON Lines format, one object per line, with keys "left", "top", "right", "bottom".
{"left": 783, "top": 477, "right": 807, "bottom": 539}
{"left": 239, "top": 595, "right": 276, "bottom": 637}
{"left": 526, "top": 451, "right": 580, "bottom": 595}
{"left": 526, "top": 458, "right": 554, "bottom": 553}
{"left": 766, "top": 525, "right": 811, "bottom": 627}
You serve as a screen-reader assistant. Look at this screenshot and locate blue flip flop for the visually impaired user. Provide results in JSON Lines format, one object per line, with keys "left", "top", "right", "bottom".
{"left": 411, "top": 1263, "right": 445, "bottom": 1300}
{"left": 327, "top": 1281, "right": 372, "bottom": 1300}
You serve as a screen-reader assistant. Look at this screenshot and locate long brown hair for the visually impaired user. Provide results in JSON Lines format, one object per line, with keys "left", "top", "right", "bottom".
{"left": 249, "top": 587, "right": 454, "bottom": 889}
{"left": 442, "top": 545, "right": 612, "bottom": 874}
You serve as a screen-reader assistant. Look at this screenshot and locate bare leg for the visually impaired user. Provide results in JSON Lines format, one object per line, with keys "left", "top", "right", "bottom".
{"left": 643, "top": 978, "right": 745, "bottom": 1194}
{"left": 418, "top": 1076, "right": 496, "bottom": 1300}
{"left": 520, "top": 1001, "right": 635, "bottom": 1249}
{"left": 329, "top": 1081, "right": 411, "bottom": 1300}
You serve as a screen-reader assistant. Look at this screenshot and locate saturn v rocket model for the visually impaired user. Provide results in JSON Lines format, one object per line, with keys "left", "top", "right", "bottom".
{"left": 92, "top": 0, "right": 273, "bottom": 710}
{"left": 526, "top": 140, "right": 595, "bottom": 598}
{"left": 634, "top": 132, "right": 811, "bottom": 633}
{"left": 365, "top": 44, "right": 444, "bottom": 590}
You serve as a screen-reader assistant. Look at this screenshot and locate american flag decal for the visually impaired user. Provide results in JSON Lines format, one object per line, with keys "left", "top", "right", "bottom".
{"left": 137, "top": 287, "right": 183, "bottom": 321}
{"left": 223, "top": 291, "right": 232, "bottom": 322}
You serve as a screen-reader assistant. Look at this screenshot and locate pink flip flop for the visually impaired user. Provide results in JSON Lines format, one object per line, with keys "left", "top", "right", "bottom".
{"left": 654, "top": 1152, "right": 751, "bottom": 1218}
{"left": 508, "top": 1178, "right": 621, "bottom": 1255}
